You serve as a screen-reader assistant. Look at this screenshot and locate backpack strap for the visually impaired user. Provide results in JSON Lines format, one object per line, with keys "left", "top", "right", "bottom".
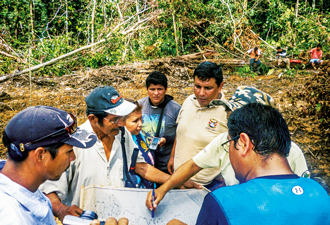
{"left": 120, "top": 127, "right": 128, "bottom": 182}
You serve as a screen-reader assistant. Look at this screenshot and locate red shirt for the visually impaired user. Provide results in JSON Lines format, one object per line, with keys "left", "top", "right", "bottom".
{"left": 309, "top": 48, "right": 323, "bottom": 59}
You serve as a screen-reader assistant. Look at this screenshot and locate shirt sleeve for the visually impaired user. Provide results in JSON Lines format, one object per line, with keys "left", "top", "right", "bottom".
{"left": 196, "top": 193, "right": 229, "bottom": 225}
{"left": 193, "top": 133, "right": 228, "bottom": 169}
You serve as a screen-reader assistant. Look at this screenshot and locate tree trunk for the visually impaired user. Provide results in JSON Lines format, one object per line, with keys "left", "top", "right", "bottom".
{"left": 172, "top": 11, "right": 179, "bottom": 56}
{"left": 30, "top": 0, "right": 34, "bottom": 45}
{"left": 295, "top": 0, "right": 299, "bottom": 18}
{"left": 91, "top": 0, "right": 97, "bottom": 51}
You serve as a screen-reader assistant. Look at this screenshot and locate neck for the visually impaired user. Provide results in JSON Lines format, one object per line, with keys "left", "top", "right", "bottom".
{"left": 1, "top": 160, "right": 42, "bottom": 192}
{"left": 245, "top": 153, "right": 294, "bottom": 182}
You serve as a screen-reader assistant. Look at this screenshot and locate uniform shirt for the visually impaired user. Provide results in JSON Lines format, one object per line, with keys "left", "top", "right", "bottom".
{"left": 193, "top": 132, "right": 310, "bottom": 186}
{"left": 196, "top": 175, "right": 330, "bottom": 225}
{"left": 0, "top": 173, "right": 56, "bottom": 225}
{"left": 309, "top": 48, "right": 323, "bottom": 59}
{"left": 40, "top": 120, "right": 145, "bottom": 207}
{"left": 247, "top": 48, "right": 261, "bottom": 59}
{"left": 174, "top": 93, "right": 229, "bottom": 185}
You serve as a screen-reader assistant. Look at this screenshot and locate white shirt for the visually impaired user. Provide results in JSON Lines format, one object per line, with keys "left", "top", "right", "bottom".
{"left": 40, "top": 120, "right": 145, "bottom": 207}
{"left": 0, "top": 173, "right": 56, "bottom": 225}
{"left": 193, "top": 132, "right": 310, "bottom": 186}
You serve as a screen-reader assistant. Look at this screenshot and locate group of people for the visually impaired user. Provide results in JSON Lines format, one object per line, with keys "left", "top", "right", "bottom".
{"left": 244, "top": 44, "right": 325, "bottom": 72}
{"left": 0, "top": 61, "right": 329, "bottom": 225}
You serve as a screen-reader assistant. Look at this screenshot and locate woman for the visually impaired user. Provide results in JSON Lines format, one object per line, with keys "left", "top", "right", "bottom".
{"left": 124, "top": 100, "right": 155, "bottom": 166}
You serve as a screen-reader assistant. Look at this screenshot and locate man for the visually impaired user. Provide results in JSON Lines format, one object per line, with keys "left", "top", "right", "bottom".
{"left": 309, "top": 44, "right": 324, "bottom": 69}
{"left": 40, "top": 86, "right": 197, "bottom": 222}
{"left": 146, "top": 86, "right": 310, "bottom": 210}
{"left": 168, "top": 61, "right": 228, "bottom": 189}
{"left": 244, "top": 47, "right": 261, "bottom": 74}
{"left": 275, "top": 46, "right": 290, "bottom": 69}
{"left": 0, "top": 105, "right": 97, "bottom": 224}
{"left": 167, "top": 103, "right": 330, "bottom": 224}
{"left": 138, "top": 71, "right": 181, "bottom": 173}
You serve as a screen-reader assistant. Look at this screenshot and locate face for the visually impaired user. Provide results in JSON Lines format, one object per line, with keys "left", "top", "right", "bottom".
{"left": 125, "top": 110, "right": 143, "bottom": 136}
{"left": 317, "top": 47, "right": 321, "bottom": 51}
{"left": 94, "top": 114, "right": 125, "bottom": 137}
{"left": 147, "top": 84, "right": 167, "bottom": 106}
{"left": 194, "top": 76, "right": 223, "bottom": 107}
{"left": 46, "top": 144, "right": 75, "bottom": 181}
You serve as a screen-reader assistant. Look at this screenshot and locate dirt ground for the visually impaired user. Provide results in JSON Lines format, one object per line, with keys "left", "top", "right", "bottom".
{"left": 0, "top": 58, "right": 329, "bottom": 196}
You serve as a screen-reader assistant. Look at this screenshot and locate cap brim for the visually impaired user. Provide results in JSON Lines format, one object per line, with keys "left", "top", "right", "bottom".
{"left": 64, "top": 127, "right": 97, "bottom": 149}
{"left": 103, "top": 100, "right": 136, "bottom": 116}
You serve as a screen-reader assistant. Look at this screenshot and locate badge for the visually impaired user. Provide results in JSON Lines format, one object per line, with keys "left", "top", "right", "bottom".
{"left": 292, "top": 186, "right": 304, "bottom": 195}
{"left": 208, "top": 118, "right": 218, "bottom": 129}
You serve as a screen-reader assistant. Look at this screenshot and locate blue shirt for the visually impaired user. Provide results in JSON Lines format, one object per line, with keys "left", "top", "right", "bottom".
{"left": 0, "top": 173, "right": 57, "bottom": 225}
{"left": 196, "top": 175, "right": 330, "bottom": 225}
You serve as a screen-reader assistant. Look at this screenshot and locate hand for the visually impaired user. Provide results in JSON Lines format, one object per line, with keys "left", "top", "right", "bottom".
{"left": 167, "top": 156, "right": 174, "bottom": 175}
{"left": 181, "top": 179, "right": 203, "bottom": 189}
{"left": 146, "top": 188, "right": 165, "bottom": 212}
{"left": 167, "top": 219, "right": 188, "bottom": 225}
{"left": 56, "top": 204, "right": 83, "bottom": 222}
{"left": 158, "top": 137, "right": 166, "bottom": 147}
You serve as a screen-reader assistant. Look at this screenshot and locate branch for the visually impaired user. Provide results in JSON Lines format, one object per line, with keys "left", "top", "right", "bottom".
{"left": 0, "top": 51, "right": 27, "bottom": 64}
{"left": 0, "top": 8, "right": 156, "bottom": 83}
{"left": 249, "top": 29, "right": 275, "bottom": 50}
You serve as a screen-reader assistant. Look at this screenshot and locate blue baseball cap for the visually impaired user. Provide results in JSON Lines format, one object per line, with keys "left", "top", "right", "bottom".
{"left": 228, "top": 86, "right": 275, "bottom": 111}
{"left": 85, "top": 86, "right": 136, "bottom": 116}
{"left": 4, "top": 106, "right": 97, "bottom": 154}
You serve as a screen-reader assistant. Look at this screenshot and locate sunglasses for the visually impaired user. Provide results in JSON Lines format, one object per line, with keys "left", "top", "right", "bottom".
{"left": 221, "top": 136, "right": 240, "bottom": 153}
{"left": 23, "top": 113, "right": 77, "bottom": 148}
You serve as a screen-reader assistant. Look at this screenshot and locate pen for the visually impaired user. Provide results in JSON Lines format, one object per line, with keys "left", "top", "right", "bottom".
{"left": 152, "top": 188, "right": 155, "bottom": 218}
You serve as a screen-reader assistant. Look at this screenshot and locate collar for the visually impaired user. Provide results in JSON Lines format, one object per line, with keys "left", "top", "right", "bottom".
{"left": 0, "top": 173, "right": 52, "bottom": 221}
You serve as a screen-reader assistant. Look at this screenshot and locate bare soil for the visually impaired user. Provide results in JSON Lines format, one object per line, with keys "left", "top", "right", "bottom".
{"left": 0, "top": 58, "right": 329, "bottom": 195}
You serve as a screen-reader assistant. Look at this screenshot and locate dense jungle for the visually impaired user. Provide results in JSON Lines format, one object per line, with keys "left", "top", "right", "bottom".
{"left": 0, "top": 0, "right": 329, "bottom": 204}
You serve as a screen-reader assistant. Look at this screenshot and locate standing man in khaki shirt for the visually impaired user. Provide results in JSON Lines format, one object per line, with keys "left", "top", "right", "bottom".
{"left": 167, "top": 61, "right": 229, "bottom": 190}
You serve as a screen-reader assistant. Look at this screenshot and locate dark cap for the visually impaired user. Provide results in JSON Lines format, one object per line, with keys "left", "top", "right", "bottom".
{"left": 228, "top": 86, "right": 275, "bottom": 111}
{"left": 85, "top": 86, "right": 136, "bottom": 116}
{"left": 5, "top": 106, "right": 97, "bottom": 154}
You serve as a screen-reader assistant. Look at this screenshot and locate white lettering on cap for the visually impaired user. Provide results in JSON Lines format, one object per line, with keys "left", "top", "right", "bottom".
{"left": 292, "top": 186, "right": 304, "bottom": 195}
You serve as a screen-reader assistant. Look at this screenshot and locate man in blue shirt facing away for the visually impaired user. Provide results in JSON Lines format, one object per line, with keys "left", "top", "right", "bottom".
{"left": 166, "top": 103, "right": 330, "bottom": 225}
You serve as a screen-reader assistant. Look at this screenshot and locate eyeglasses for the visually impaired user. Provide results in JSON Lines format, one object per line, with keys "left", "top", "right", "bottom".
{"left": 24, "top": 113, "right": 77, "bottom": 148}
{"left": 104, "top": 116, "right": 123, "bottom": 124}
{"left": 221, "top": 136, "right": 240, "bottom": 153}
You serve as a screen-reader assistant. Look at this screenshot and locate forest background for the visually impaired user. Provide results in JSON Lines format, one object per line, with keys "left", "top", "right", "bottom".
{"left": 0, "top": 0, "right": 329, "bottom": 76}
{"left": 0, "top": 0, "right": 330, "bottom": 196}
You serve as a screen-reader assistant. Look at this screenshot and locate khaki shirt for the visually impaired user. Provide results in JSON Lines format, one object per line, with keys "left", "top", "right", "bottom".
{"left": 174, "top": 93, "right": 229, "bottom": 185}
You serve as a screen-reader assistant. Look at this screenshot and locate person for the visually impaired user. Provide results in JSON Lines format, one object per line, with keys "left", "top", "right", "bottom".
{"left": 40, "top": 86, "right": 198, "bottom": 222}
{"left": 244, "top": 47, "right": 261, "bottom": 73}
{"left": 275, "top": 46, "right": 290, "bottom": 69}
{"left": 138, "top": 71, "right": 181, "bottom": 174}
{"left": 167, "top": 103, "right": 330, "bottom": 225}
{"left": 124, "top": 99, "right": 154, "bottom": 165}
{"left": 0, "top": 105, "right": 97, "bottom": 224}
{"left": 309, "top": 44, "right": 324, "bottom": 69}
{"left": 168, "top": 61, "right": 229, "bottom": 190}
{"left": 146, "top": 86, "right": 310, "bottom": 210}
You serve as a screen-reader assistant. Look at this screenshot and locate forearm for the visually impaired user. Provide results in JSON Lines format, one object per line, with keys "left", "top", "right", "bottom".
{"left": 46, "top": 192, "right": 69, "bottom": 219}
{"left": 135, "top": 163, "right": 170, "bottom": 184}
{"left": 160, "top": 159, "right": 202, "bottom": 193}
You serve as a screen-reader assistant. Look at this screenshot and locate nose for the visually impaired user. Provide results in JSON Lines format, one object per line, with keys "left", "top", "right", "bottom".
{"left": 70, "top": 151, "right": 76, "bottom": 161}
{"left": 199, "top": 87, "right": 206, "bottom": 96}
{"left": 137, "top": 119, "right": 142, "bottom": 127}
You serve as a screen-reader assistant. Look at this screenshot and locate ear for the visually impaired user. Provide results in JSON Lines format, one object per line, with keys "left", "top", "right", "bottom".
{"left": 33, "top": 147, "right": 47, "bottom": 163}
{"left": 238, "top": 133, "right": 252, "bottom": 156}
{"left": 218, "top": 83, "right": 224, "bottom": 93}
{"left": 88, "top": 114, "right": 98, "bottom": 125}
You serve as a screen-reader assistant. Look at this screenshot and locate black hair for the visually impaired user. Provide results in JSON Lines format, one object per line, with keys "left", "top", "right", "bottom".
{"left": 3, "top": 131, "right": 64, "bottom": 162}
{"left": 86, "top": 109, "right": 108, "bottom": 126}
{"left": 317, "top": 44, "right": 322, "bottom": 49}
{"left": 193, "top": 61, "right": 223, "bottom": 87}
{"left": 146, "top": 71, "right": 168, "bottom": 89}
{"left": 276, "top": 46, "right": 281, "bottom": 50}
{"left": 254, "top": 47, "right": 258, "bottom": 51}
{"left": 228, "top": 103, "right": 291, "bottom": 157}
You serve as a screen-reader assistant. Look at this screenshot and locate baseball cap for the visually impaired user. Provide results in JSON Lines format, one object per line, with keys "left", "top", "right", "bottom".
{"left": 227, "top": 86, "right": 275, "bottom": 111}
{"left": 85, "top": 86, "right": 136, "bottom": 116}
{"left": 4, "top": 106, "right": 97, "bottom": 154}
